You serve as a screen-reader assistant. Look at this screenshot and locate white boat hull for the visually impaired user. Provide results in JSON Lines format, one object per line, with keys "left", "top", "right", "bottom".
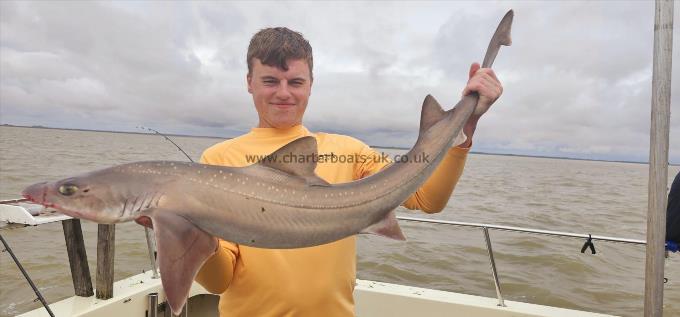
{"left": 18, "top": 271, "right": 616, "bottom": 317}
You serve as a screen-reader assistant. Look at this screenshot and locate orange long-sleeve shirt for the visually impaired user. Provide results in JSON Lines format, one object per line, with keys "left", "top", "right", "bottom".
{"left": 194, "top": 125, "right": 468, "bottom": 317}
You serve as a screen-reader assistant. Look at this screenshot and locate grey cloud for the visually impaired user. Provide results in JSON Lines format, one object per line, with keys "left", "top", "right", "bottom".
{"left": 0, "top": 1, "right": 678, "bottom": 163}
{"left": 0, "top": 1, "right": 253, "bottom": 133}
{"left": 423, "top": 1, "right": 678, "bottom": 162}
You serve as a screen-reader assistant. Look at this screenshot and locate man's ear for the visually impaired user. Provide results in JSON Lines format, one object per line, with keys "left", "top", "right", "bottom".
{"left": 246, "top": 73, "right": 253, "bottom": 94}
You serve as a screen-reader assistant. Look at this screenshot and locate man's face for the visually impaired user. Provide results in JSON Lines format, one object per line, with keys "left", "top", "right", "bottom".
{"left": 247, "top": 58, "right": 312, "bottom": 129}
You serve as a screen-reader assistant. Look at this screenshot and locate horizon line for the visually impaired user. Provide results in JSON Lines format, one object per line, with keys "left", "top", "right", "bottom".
{"left": 2, "top": 123, "right": 678, "bottom": 166}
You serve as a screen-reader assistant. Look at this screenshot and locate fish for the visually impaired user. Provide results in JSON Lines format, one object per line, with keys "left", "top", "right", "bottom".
{"left": 21, "top": 95, "right": 468, "bottom": 314}
{"left": 22, "top": 10, "right": 513, "bottom": 314}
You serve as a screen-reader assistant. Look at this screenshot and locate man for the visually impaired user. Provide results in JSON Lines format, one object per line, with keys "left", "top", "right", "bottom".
{"left": 141, "top": 27, "right": 502, "bottom": 316}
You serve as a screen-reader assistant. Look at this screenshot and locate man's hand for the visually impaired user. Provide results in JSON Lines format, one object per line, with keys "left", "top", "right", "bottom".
{"left": 458, "top": 62, "right": 503, "bottom": 148}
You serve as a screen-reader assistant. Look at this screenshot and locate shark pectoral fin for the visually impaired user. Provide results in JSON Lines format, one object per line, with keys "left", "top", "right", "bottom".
{"left": 360, "top": 211, "right": 406, "bottom": 241}
{"left": 150, "top": 211, "right": 217, "bottom": 316}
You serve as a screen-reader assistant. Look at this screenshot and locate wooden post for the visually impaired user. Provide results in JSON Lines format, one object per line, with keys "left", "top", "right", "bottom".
{"left": 96, "top": 224, "right": 115, "bottom": 299}
{"left": 644, "top": 0, "right": 673, "bottom": 316}
{"left": 62, "top": 219, "right": 93, "bottom": 297}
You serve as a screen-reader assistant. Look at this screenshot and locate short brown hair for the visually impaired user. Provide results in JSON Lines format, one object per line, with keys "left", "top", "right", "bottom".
{"left": 247, "top": 27, "right": 313, "bottom": 79}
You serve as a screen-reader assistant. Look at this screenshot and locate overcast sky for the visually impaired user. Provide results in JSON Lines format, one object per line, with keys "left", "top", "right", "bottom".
{"left": 1, "top": 1, "right": 678, "bottom": 163}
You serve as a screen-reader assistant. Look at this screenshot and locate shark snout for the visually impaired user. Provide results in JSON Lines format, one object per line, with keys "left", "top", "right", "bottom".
{"left": 22, "top": 182, "right": 49, "bottom": 204}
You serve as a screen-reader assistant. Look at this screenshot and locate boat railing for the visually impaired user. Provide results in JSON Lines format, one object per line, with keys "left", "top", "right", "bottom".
{"left": 0, "top": 198, "right": 656, "bottom": 313}
{"left": 136, "top": 209, "right": 651, "bottom": 309}
{"left": 395, "top": 215, "right": 648, "bottom": 307}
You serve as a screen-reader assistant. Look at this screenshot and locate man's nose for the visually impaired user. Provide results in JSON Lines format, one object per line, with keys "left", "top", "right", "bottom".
{"left": 275, "top": 82, "right": 292, "bottom": 99}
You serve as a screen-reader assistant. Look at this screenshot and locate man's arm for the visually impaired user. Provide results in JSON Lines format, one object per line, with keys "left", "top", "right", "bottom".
{"left": 401, "top": 147, "right": 468, "bottom": 213}
{"left": 405, "top": 63, "right": 502, "bottom": 212}
{"left": 358, "top": 63, "right": 502, "bottom": 213}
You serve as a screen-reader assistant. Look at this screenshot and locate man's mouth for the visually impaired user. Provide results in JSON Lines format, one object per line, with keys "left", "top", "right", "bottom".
{"left": 271, "top": 103, "right": 296, "bottom": 109}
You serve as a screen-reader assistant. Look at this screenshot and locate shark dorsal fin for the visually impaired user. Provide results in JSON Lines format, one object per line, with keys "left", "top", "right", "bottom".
{"left": 258, "top": 136, "right": 330, "bottom": 186}
{"left": 419, "top": 95, "right": 447, "bottom": 134}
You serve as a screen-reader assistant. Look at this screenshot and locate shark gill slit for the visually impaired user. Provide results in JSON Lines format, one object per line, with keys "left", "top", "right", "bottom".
{"left": 135, "top": 195, "right": 146, "bottom": 212}
{"left": 142, "top": 193, "right": 153, "bottom": 210}
{"left": 130, "top": 196, "right": 139, "bottom": 213}
{"left": 142, "top": 193, "right": 152, "bottom": 210}
{"left": 139, "top": 194, "right": 149, "bottom": 211}
{"left": 120, "top": 199, "right": 129, "bottom": 218}
{"left": 151, "top": 192, "right": 162, "bottom": 209}
{"left": 139, "top": 194, "right": 148, "bottom": 210}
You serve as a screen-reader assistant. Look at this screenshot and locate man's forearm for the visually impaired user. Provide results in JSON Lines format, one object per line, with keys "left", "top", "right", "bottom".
{"left": 402, "top": 147, "right": 468, "bottom": 213}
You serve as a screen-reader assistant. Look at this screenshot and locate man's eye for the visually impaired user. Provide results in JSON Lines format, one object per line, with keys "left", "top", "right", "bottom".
{"left": 263, "top": 80, "right": 277, "bottom": 85}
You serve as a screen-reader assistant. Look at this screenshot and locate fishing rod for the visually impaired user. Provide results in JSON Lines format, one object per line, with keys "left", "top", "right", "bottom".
{"left": 137, "top": 126, "right": 195, "bottom": 278}
{"left": 138, "top": 126, "right": 194, "bottom": 163}
{"left": 0, "top": 198, "right": 55, "bottom": 315}
{"left": 0, "top": 234, "right": 55, "bottom": 317}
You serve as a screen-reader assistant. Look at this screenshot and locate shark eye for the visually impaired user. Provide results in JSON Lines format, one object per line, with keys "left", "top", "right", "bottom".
{"left": 58, "top": 184, "right": 79, "bottom": 196}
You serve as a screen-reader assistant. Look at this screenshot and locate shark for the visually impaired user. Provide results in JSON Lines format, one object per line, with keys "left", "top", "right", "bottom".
{"left": 22, "top": 10, "right": 513, "bottom": 315}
